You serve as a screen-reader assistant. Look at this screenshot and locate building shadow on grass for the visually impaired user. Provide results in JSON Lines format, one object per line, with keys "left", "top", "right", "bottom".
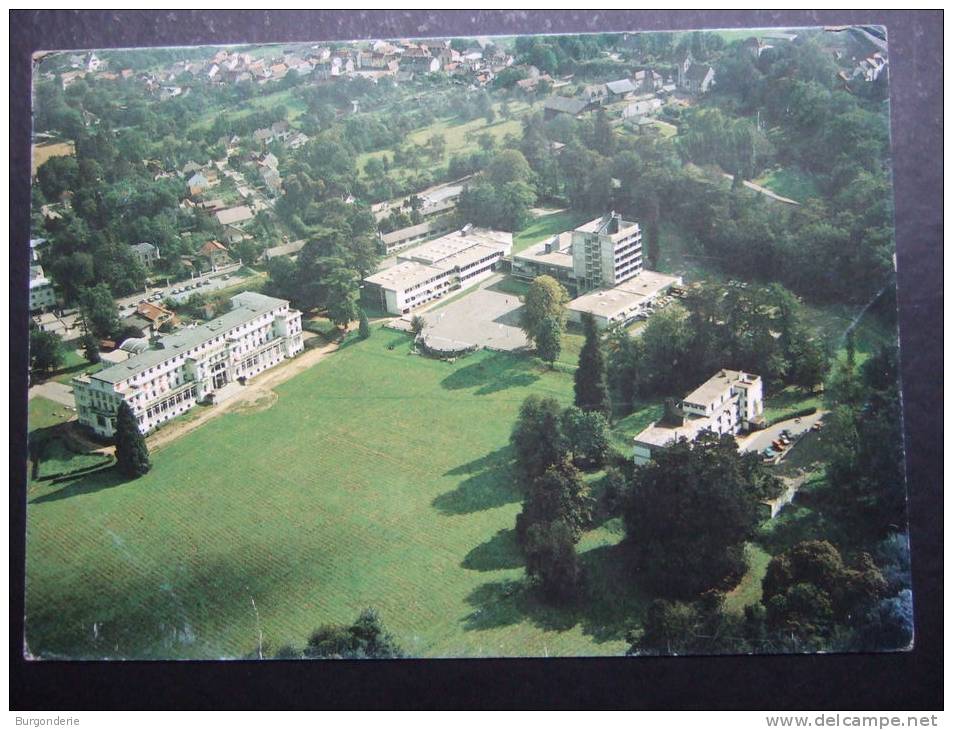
{"left": 462, "top": 528, "right": 523, "bottom": 572}
{"left": 440, "top": 353, "right": 539, "bottom": 395}
{"left": 432, "top": 446, "right": 521, "bottom": 515}
{"left": 461, "top": 542, "right": 647, "bottom": 647}
{"left": 30, "top": 465, "right": 133, "bottom": 505}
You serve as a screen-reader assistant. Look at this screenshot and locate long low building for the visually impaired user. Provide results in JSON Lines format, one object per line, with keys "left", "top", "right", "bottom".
{"left": 567, "top": 270, "right": 682, "bottom": 330}
{"left": 73, "top": 292, "right": 304, "bottom": 438}
{"left": 363, "top": 226, "right": 512, "bottom": 315}
{"left": 633, "top": 369, "right": 764, "bottom": 465}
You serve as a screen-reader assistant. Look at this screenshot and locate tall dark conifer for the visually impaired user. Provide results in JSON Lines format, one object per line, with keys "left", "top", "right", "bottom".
{"left": 573, "top": 312, "right": 611, "bottom": 418}
{"left": 114, "top": 401, "right": 151, "bottom": 478}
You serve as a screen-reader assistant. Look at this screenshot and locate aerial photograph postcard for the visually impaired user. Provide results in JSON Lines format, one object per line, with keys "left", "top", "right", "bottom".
{"left": 24, "top": 24, "right": 913, "bottom": 659}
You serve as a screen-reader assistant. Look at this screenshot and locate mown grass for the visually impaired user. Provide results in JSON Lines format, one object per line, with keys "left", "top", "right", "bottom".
{"left": 25, "top": 330, "right": 638, "bottom": 659}
{"left": 512, "top": 210, "right": 591, "bottom": 254}
{"left": 753, "top": 166, "right": 820, "bottom": 202}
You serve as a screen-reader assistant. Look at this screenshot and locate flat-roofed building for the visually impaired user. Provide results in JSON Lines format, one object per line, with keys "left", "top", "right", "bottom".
{"left": 511, "top": 232, "right": 576, "bottom": 290}
{"left": 72, "top": 292, "right": 304, "bottom": 438}
{"left": 363, "top": 226, "right": 512, "bottom": 315}
{"left": 378, "top": 216, "right": 455, "bottom": 255}
{"left": 571, "top": 211, "right": 643, "bottom": 292}
{"left": 567, "top": 270, "right": 682, "bottom": 330}
{"left": 633, "top": 369, "right": 764, "bottom": 465}
{"left": 29, "top": 265, "right": 57, "bottom": 312}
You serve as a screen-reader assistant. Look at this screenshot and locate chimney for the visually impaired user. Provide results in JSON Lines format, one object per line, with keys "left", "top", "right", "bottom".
{"left": 661, "top": 399, "right": 686, "bottom": 427}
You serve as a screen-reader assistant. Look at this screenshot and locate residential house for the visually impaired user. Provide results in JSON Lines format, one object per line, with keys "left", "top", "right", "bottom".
{"left": 605, "top": 78, "right": 638, "bottom": 100}
{"left": 130, "top": 242, "right": 160, "bottom": 269}
{"left": 542, "top": 95, "right": 589, "bottom": 119}
{"left": 188, "top": 172, "right": 209, "bottom": 196}
{"left": 199, "top": 240, "right": 232, "bottom": 268}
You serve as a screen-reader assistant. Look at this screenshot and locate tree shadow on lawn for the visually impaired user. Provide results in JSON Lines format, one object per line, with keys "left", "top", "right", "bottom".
{"left": 440, "top": 353, "right": 540, "bottom": 395}
{"left": 30, "top": 465, "right": 136, "bottom": 505}
{"left": 433, "top": 445, "right": 520, "bottom": 515}
{"left": 462, "top": 528, "right": 523, "bottom": 572}
{"left": 461, "top": 542, "right": 647, "bottom": 646}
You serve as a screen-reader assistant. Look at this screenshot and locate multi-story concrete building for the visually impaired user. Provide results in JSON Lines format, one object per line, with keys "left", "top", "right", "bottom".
{"left": 363, "top": 226, "right": 512, "bottom": 315}
{"left": 73, "top": 292, "right": 303, "bottom": 438}
{"left": 130, "top": 242, "right": 160, "bottom": 269}
{"left": 571, "top": 212, "right": 643, "bottom": 291}
{"left": 29, "top": 265, "right": 57, "bottom": 312}
{"left": 633, "top": 369, "right": 764, "bottom": 465}
{"left": 512, "top": 212, "right": 679, "bottom": 330}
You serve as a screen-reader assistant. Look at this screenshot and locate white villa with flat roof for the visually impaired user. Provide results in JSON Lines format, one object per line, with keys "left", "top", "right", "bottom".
{"left": 363, "top": 226, "right": 512, "bottom": 315}
{"left": 29, "top": 265, "right": 57, "bottom": 312}
{"left": 73, "top": 292, "right": 303, "bottom": 438}
{"left": 633, "top": 369, "right": 764, "bottom": 465}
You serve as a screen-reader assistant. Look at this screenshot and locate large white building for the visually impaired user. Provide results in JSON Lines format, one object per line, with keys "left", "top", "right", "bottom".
{"left": 29, "top": 265, "right": 57, "bottom": 312}
{"left": 633, "top": 369, "right": 764, "bottom": 465}
{"left": 363, "top": 226, "right": 512, "bottom": 315}
{"left": 73, "top": 292, "right": 303, "bottom": 438}
{"left": 513, "top": 212, "right": 680, "bottom": 329}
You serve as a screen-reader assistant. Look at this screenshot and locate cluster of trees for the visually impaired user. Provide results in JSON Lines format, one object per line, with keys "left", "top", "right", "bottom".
{"left": 622, "top": 432, "right": 781, "bottom": 598}
{"left": 825, "top": 342, "right": 907, "bottom": 537}
{"left": 456, "top": 149, "right": 538, "bottom": 231}
{"left": 265, "top": 200, "right": 378, "bottom": 326}
{"left": 256, "top": 608, "right": 404, "bottom": 659}
{"left": 629, "top": 538, "right": 907, "bottom": 655}
{"left": 29, "top": 327, "right": 65, "bottom": 375}
{"left": 512, "top": 35, "right": 617, "bottom": 77}
{"left": 510, "top": 395, "right": 612, "bottom": 600}
{"left": 607, "top": 282, "right": 829, "bottom": 414}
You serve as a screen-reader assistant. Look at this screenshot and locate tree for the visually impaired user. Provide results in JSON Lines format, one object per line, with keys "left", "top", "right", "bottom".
{"left": 114, "top": 400, "right": 151, "bottom": 478}
{"left": 410, "top": 315, "right": 426, "bottom": 336}
{"left": 523, "top": 520, "right": 582, "bottom": 601}
{"left": 520, "top": 275, "right": 569, "bottom": 347}
{"left": 358, "top": 308, "right": 371, "bottom": 339}
{"left": 574, "top": 312, "right": 611, "bottom": 417}
{"left": 324, "top": 265, "right": 359, "bottom": 329}
{"left": 623, "top": 432, "right": 776, "bottom": 598}
{"left": 516, "top": 456, "right": 593, "bottom": 543}
{"left": 79, "top": 283, "right": 121, "bottom": 340}
{"left": 762, "top": 540, "right": 888, "bottom": 645}
{"left": 304, "top": 608, "right": 404, "bottom": 659}
{"left": 561, "top": 406, "right": 610, "bottom": 469}
{"left": 82, "top": 331, "right": 101, "bottom": 364}
{"left": 29, "top": 328, "right": 64, "bottom": 375}
{"left": 535, "top": 314, "right": 562, "bottom": 366}
{"left": 510, "top": 395, "right": 567, "bottom": 481}
{"left": 427, "top": 133, "right": 447, "bottom": 163}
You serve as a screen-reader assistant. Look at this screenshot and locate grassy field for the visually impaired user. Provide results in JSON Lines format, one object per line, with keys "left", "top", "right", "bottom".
{"left": 357, "top": 107, "right": 525, "bottom": 182}
{"left": 512, "top": 210, "right": 591, "bottom": 254}
{"left": 753, "top": 166, "right": 820, "bottom": 203}
{"left": 50, "top": 349, "right": 101, "bottom": 384}
{"left": 26, "top": 329, "right": 645, "bottom": 659}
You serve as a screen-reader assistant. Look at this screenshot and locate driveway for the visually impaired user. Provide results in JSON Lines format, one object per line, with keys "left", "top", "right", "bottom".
{"left": 739, "top": 409, "right": 827, "bottom": 454}
{"left": 29, "top": 380, "right": 75, "bottom": 407}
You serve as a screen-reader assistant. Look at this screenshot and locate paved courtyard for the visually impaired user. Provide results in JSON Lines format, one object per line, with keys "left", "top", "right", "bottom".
{"left": 420, "top": 275, "right": 529, "bottom": 352}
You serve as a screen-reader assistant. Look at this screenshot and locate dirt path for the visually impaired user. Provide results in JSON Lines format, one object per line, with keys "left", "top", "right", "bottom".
{"left": 143, "top": 339, "right": 341, "bottom": 454}
{"left": 721, "top": 173, "right": 801, "bottom": 206}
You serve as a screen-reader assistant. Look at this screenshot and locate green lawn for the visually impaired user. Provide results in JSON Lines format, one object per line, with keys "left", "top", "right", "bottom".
{"left": 50, "top": 349, "right": 101, "bottom": 384}
{"left": 512, "top": 210, "right": 591, "bottom": 254}
{"left": 357, "top": 108, "right": 525, "bottom": 182}
{"left": 26, "top": 330, "right": 640, "bottom": 659}
{"left": 762, "top": 387, "right": 824, "bottom": 425}
{"left": 28, "top": 396, "right": 74, "bottom": 432}
{"left": 608, "top": 400, "right": 665, "bottom": 452}
{"left": 723, "top": 543, "right": 772, "bottom": 614}
{"left": 753, "top": 167, "right": 820, "bottom": 203}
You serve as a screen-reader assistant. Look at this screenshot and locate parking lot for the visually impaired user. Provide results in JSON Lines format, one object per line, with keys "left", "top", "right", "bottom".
{"left": 739, "top": 410, "right": 827, "bottom": 459}
{"left": 419, "top": 274, "right": 529, "bottom": 352}
{"left": 115, "top": 264, "right": 252, "bottom": 316}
